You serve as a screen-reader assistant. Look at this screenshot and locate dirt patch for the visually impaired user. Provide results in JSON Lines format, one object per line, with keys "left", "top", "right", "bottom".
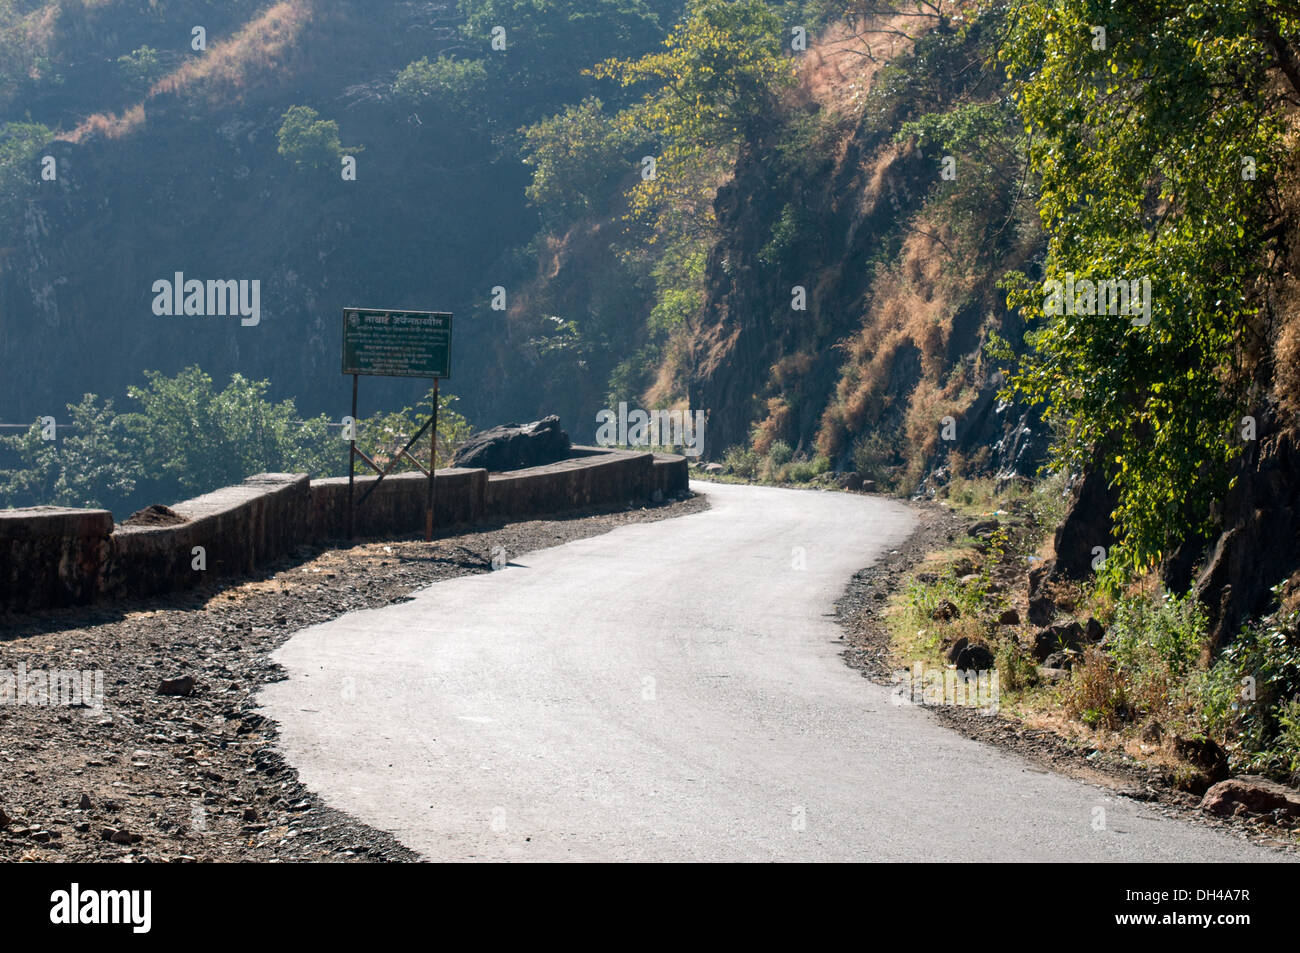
{"left": 122, "top": 504, "right": 189, "bottom": 526}
{"left": 0, "top": 492, "right": 709, "bottom": 863}
{"left": 835, "top": 499, "right": 1298, "bottom": 854}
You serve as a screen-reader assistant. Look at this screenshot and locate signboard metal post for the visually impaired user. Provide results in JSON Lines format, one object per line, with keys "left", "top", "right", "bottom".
{"left": 348, "top": 372, "right": 358, "bottom": 541}
{"left": 426, "top": 379, "right": 439, "bottom": 542}
{"left": 342, "top": 308, "right": 452, "bottom": 543}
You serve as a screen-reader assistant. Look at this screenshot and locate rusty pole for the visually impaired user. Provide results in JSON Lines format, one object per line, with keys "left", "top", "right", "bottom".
{"left": 425, "top": 378, "right": 439, "bottom": 542}
{"left": 347, "top": 373, "right": 358, "bottom": 540}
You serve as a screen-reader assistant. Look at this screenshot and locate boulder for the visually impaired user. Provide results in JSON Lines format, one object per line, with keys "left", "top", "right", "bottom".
{"left": 1033, "top": 621, "right": 1084, "bottom": 661}
{"left": 1042, "top": 650, "right": 1074, "bottom": 670}
{"left": 157, "top": 675, "right": 195, "bottom": 697}
{"left": 1027, "top": 562, "right": 1057, "bottom": 625}
{"left": 1175, "top": 733, "right": 1232, "bottom": 790}
{"left": 836, "top": 472, "right": 865, "bottom": 491}
{"left": 997, "top": 608, "right": 1021, "bottom": 626}
{"left": 1199, "top": 776, "right": 1300, "bottom": 818}
{"left": 955, "top": 643, "right": 995, "bottom": 671}
{"left": 931, "top": 599, "right": 960, "bottom": 622}
{"left": 450, "top": 416, "right": 571, "bottom": 472}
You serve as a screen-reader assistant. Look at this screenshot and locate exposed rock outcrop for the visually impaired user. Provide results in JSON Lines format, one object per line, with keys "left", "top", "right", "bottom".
{"left": 450, "top": 416, "right": 571, "bottom": 473}
{"left": 1193, "top": 404, "right": 1300, "bottom": 650}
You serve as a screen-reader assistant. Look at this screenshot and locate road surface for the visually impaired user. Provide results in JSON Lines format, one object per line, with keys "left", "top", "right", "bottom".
{"left": 260, "top": 482, "right": 1288, "bottom": 861}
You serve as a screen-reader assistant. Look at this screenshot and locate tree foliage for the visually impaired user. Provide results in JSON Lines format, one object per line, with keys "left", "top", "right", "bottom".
{"left": 0, "top": 368, "right": 471, "bottom": 517}
{"left": 1000, "top": 0, "right": 1298, "bottom": 574}
{"left": 116, "top": 45, "right": 166, "bottom": 92}
{"left": 393, "top": 55, "right": 488, "bottom": 111}
{"left": 520, "top": 96, "right": 629, "bottom": 227}
{"left": 0, "top": 120, "right": 50, "bottom": 223}
{"left": 591, "top": 0, "right": 794, "bottom": 211}
{"left": 459, "top": 0, "right": 664, "bottom": 102}
{"left": 0, "top": 395, "right": 141, "bottom": 509}
{"left": 276, "top": 105, "right": 355, "bottom": 171}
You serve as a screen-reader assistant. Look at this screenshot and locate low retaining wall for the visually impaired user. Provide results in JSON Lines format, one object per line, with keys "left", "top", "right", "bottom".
{"left": 0, "top": 507, "right": 114, "bottom": 613}
{"left": 102, "top": 474, "right": 311, "bottom": 600}
{"left": 1, "top": 447, "right": 689, "bottom": 612}
{"left": 309, "top": 467, "right": 485, "bottom": 541}
{"left": 485, "top": 449, "right": 654, "bottom": 521}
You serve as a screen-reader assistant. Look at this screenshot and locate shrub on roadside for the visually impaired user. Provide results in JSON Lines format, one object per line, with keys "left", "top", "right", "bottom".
{"left": 723, "top": 444, "right": 761, "bottom": 480}
{"left": 1201, "top": 607, "right": 1300, "bottom": 779}
{"left": 767, "top": 440, "right": 793, "bottom": 468}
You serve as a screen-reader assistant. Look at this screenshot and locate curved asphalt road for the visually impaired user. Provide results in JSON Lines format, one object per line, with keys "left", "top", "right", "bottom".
{"left": 260, "top": 482, "right": 1288, "bottom": 861}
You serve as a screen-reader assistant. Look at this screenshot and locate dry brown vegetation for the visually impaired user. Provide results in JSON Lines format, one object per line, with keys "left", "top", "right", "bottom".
{"left": 815, "top": 221, "right": 977, "bottom": 462}
{"left": 60, "top": 0, "right": 315, "bottom": 143}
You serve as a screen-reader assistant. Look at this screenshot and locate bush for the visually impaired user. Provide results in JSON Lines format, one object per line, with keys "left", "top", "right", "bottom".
{"left": 853, "top": 430, "right": 898, "bottom": 481}
{"left": 767, "top": 440, "right": 793, "bottom": 467}
{"left": 1202, "top": 607, "right": 1300, "bottom": 779}
{"left": 723, "top": 445, "right": 760, "bottom": 480}
{"left": 787, "top": 460, "right": 816, "bottom": 483}
{"left": 117, "top": 46, "right": 165, "bottom": 91}
{"left": 276, "top": 105, "right": 356, "bottom": 171}
{"left": 1108, "top": 590, "right": 1206, "bottom": 680}
{"left": 1066, "top": 645, "right": 1130, "bottom": 729}
{"left": 394, "top": 56, "right": 487, "bottom": 107}
{"left": 996, "top": 639, "right": 1038, "bottom": 692}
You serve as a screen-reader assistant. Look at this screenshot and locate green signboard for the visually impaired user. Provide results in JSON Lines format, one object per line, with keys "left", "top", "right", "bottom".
{"left": 342, "top": 308, "right": 452, "bottom": 379}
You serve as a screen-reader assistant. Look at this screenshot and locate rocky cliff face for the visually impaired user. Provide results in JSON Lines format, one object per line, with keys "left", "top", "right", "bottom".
{"left": 686, "top": 130, "right": 930, "bottom": 459}
{"left": 680, "top": 54, "right": 1047, "bottom": 486}
{"left": 1192, "top": 404, "right": 1300, "bottom": 648}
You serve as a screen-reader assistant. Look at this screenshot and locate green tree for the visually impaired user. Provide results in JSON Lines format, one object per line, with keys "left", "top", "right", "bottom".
{"left": 520, "top": 96, "right": 629, "bottom": 228}
{"left": 0, "top": 395, "right": 142, "bottom": 510}
{"left": 0, "top": 121, "right": 51, "bottom": 222}
{"left": 459, "top": 0, "right": 663, "bottom": 109}
{"left": 116, "top": 45, "right": 166, "bottom": 92}
{"left": 394, "top": 56, "right": 489, "bottom": 110}
{"left": 999, "top": 0, "right": 1299, "bottom": 575}
{"left": 590, "top": 0, "right": 794, "bottom": 148}
{"left": 357, "top": 390, "right": 472, "bottom": 473}
{"left": 590, "top": 0, "right": 795, "bottom": 235}
{"left": 275, "top": 105, "right": 356, "bottom": 171}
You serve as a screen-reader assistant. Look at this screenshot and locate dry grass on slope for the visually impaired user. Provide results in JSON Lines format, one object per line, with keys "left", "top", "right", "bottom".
{"left": 815, "top": 220, "right": 977, "bottom": 464}
{"left": 60, "top": 0, "right": 316, "bottom": 143}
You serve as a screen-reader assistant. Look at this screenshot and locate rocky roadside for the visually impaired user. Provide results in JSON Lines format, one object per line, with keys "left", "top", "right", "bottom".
{"left": 834, "top": 498, "right": 1300, "bottom": 854}
{"left": 0, "top": 492, "right": 708, "bottom": 863}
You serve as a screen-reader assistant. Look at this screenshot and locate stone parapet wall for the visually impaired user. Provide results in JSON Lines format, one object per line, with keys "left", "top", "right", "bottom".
{"left": 1, "top": 448, "right": 689, "bottom": 612}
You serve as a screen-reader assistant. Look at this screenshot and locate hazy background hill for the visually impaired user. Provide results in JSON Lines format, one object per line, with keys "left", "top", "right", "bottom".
{"left": 0, "top": 0, "right": 681, "bottom": 431}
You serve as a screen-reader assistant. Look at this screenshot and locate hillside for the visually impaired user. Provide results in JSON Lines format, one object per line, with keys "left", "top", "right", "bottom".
{"left": 0, "top": 0, "right": 679, "bottom": 428}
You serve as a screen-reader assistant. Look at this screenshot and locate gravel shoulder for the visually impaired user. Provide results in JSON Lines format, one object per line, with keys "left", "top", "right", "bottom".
{"left": 0, "top": 493, "right": 708, "bottom": 862}
{"left": 833, "top": 497, "right": 1298, "bottom": 854}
